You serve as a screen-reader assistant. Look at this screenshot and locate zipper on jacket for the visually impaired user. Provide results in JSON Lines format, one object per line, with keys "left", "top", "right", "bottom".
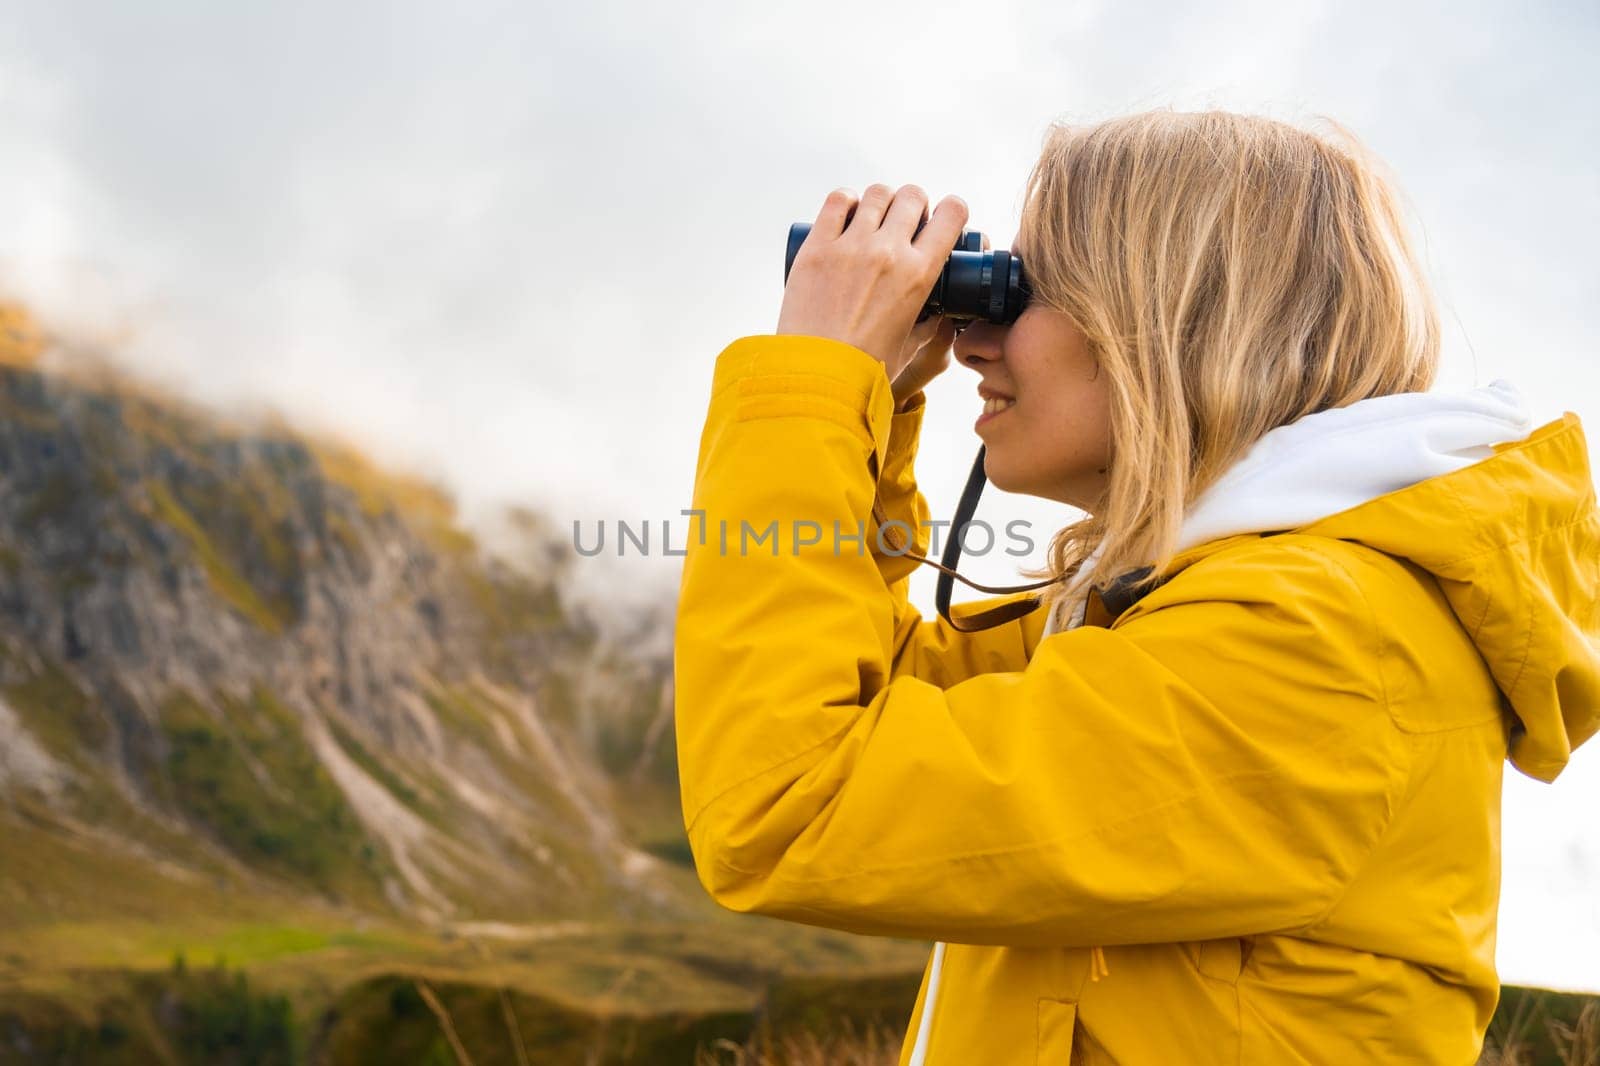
{"left": 906, "top": 940, "right": 946, "bottom": 1065}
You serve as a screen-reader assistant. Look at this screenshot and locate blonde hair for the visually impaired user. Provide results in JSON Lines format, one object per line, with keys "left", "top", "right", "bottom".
{"left": 1016, "top": 109, "right": 1441, "bottom": 623}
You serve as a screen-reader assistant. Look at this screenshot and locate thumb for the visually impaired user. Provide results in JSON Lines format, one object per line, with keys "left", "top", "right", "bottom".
{"left": 891, "top": 316, "right": 959, "bottom": 404}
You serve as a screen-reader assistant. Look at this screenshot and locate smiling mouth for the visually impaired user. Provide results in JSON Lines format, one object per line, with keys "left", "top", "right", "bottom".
{"left": 982, "top": 396, "right": 1017, "bottom": 416}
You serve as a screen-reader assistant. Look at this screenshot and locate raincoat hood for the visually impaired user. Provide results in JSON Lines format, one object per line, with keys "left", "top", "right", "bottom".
{"left": 1058, "top": 378, "right": 1600, "bottom": 783}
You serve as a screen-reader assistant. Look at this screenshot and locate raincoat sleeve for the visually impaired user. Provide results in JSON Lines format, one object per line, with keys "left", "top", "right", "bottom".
{"left": 870, "top": 387, "right": 1049, "bottom": 688}
{"left": 675, "top": 335, "right": 1411, "bottom": 947}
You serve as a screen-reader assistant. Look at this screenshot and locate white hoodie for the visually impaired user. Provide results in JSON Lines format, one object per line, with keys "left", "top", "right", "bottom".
{"left": 1042, "top": 377, "right": 1538, "bottom": 636}
{"left": 908, "top": 376, "right": 1539, "bottom": 1066}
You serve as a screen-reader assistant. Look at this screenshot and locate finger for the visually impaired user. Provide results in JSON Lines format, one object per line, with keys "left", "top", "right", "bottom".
{"left": 911, "top": 316, "right": 957, "bottom": 361}
{"left": 846, "top": 183, "right": 895, "bottom": 235}
{"left": 913, "top": 195, "right": 970, "bottom": 261}
{"left": 881, "top": 184, "right": 929, "bottom": 243}
{"left": 812, "top": 187, "right": 859, "bottom": 239}
{"left": 907, "top": 314, "right": 956, "bottom": 361}
{"left": 905, "top": 312, "right": 940, "bottom": 350}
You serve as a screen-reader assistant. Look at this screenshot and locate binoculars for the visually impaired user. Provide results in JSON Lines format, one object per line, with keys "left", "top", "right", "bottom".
{"left": 781, "top": 217, "right": 1058, "bottom": 633}
{"left": 784, "top": 221, "right": 1031, "bottom": 326}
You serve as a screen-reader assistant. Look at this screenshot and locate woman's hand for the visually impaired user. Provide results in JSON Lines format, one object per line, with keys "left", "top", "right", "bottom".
{"left": 776, "top": 183, "right": 969, "bottom": 375}
{"left": 891, "top": 313, "right": 960, "bottom": 408}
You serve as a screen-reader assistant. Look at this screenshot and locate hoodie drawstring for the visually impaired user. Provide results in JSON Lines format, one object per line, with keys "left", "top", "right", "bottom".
{"left": 1090, "top": 945, "right": 1110, "bottom": 981}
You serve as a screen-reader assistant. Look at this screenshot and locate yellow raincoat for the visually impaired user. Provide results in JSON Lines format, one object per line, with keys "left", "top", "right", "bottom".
{"left": 673, "top": 335, "right": 1600, "bottom": 1064}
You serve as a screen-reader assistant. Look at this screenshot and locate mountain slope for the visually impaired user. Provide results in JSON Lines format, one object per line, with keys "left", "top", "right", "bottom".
{"left": 0, "top": 300, "right": 688, "bottom": 930}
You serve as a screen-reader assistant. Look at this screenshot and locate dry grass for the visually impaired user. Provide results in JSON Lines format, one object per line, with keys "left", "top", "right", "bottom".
{"left": 385, "top": 971, "right": 1600, "bottom": 1066}
{"left": 1478, "top": 997, "right": 1600, "bottom": 1066}
{"left": 693, "top": 1018, "right": 905, "bottom": 1066}
{"left": 684, "top": 996, "right": 1600, "bottom": 1066}
{"left": 406, "top": 975, "right": 907, "bottom": 1066}
{"left": 415, "top": 979, "right": 477, "bottom": 1066}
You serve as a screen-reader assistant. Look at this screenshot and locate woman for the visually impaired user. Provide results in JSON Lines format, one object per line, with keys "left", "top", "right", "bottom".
{"left": 673, "top": 110, "right": 1599, "bottom": 1064}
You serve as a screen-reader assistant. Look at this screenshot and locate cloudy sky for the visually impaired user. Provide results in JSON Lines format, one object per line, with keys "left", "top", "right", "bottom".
{"left": 2, "top": 0, "right": 1596, "bottom": 989}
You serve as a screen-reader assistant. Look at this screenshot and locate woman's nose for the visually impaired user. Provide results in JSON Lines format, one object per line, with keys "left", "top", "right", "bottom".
{"left": 954, "top": 320, "right": 1006, "bottom": 368}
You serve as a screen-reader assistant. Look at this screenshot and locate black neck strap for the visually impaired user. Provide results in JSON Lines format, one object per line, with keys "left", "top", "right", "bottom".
{"left": 931, "top": 445, "right": 1063, "bottom": 632}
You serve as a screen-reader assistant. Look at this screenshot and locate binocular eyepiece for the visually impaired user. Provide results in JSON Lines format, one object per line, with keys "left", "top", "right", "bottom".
{"left": 784, "top": 221, "right": 1031, "bottom": 327}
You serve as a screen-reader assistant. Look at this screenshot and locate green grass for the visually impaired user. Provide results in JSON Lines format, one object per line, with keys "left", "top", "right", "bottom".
{"left": 145, "top": 482, "right": 291, "bottom": 634}
{"left": 0, "top": 907, "right": 934, "bottom": 1065}
{"left": 3, "top": 657, "right": 110, "bottom": 767}
{"left": 158, "top": 686, "right": 388, "bottom": 901}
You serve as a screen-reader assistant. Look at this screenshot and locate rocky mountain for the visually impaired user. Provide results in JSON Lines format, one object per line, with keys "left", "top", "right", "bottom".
{"left": 0, "top": 300, "right": 692, "bottom": 932}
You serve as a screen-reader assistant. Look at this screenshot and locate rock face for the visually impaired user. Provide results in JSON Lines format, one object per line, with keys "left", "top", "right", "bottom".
{"left": 0, "top": 302, "right": 686, "bottom": 928}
